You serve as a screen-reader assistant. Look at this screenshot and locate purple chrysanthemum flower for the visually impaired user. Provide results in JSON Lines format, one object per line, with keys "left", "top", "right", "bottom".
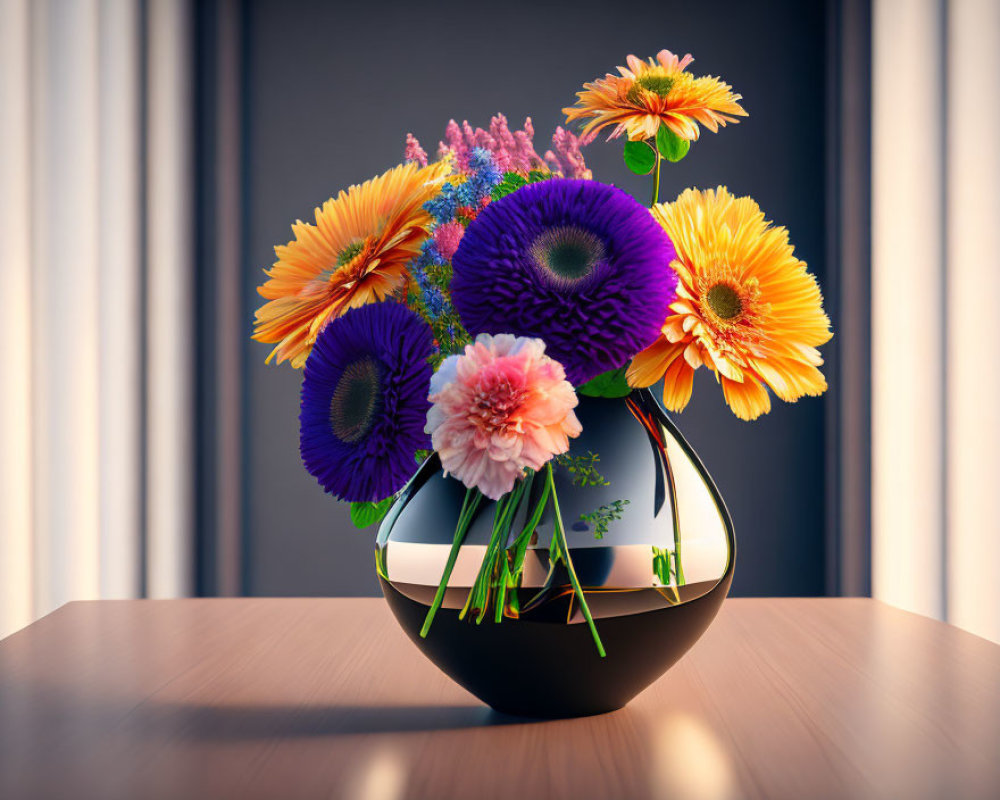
{"left": 299, "top": 303, "right": 434, "bottom": 502}
{"left": 450, "top": 179, "right": 677, "bottom": 385}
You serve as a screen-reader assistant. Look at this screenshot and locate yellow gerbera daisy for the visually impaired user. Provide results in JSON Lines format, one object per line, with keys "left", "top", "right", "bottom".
{"left": 253, "top": 159, "right": 451, "bottom": 367}
{"left": 563, "top": 50, "right": 747, "bottom": 142}
{"left": 627, "top": 187, "right": 832, "bottom": 421}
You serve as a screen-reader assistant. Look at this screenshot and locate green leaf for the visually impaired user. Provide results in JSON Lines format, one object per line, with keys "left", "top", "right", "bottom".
{"left": 414, "top": 448, "right": 432, "bottom": 465}
{"left": 655, "top": 124, "right": 690, "bottom": 162}
{"left": 577, "top": 366, "right": 633, "bottom": 398}
{"left": 490, "top": 171, "right": 528, "bottom": 202}
{"left": 623, "top": 140, "right": 657, "bottom": 175}
{"left": 527, "top": 170, "right": 554, "bottom": 184}
{"left": 350, "top": 497, "right": 394, "bottom": 529}
{"left": 491, "top": 170, "right": 554, "bottom": 203}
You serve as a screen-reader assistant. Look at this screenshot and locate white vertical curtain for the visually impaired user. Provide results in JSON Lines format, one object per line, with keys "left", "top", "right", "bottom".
{"left": 873, "top": 0, "right": 1000, "bottom": 643}
{"left": 0, "top": 0, "right": 35, "bottom": 640}
{"left": 0, "top": 0, "right": 193, "bottom": 640}
{"left": 145, "top": 0, "right": 194, "bottom": 599}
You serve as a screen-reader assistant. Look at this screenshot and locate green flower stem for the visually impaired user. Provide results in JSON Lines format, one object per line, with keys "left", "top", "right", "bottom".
{"left": 461, "top": 480, "right": 525, "bottom": 623}
{"left": 492, "top": 482, "right": 526, "bottom": 596}
{"left": 498, "top": 473, "right": 549, "bottom": 619}
{"left": 477, "top": 500, "right": 514, "bottom": 623}
{"left": 663, "top": 450, "right": 685, "bottom": 586}
{"left": 494, "top": 557, "right": 511, "bottom": 623}
{"left": 546, "top": 464, "right": 606, "bottom": 658}
{"left": 460, "top": 501, "right": 506, "bottom": 621}
{"left": 645, "top": 136, "right": 686, "bottom": 587}
{"left": 510, "top": 476, "right": 549, "bottom": 575}
{"left": 420, "top": 488, "right": 482, "bottom": 638}
{"left": 630, "top": 393, "right": 686, "bottom": 588}
{"left": 492, "top": 474, "right": 535, "bottom": 622}
{"left": 650, "top": 153, "right": 662, "bottom": 206}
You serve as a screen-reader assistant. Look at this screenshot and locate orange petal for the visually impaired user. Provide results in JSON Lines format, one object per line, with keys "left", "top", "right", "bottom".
{"left": 663, "top": 316, "right": 687, "bottom": 343}
{"left": 683, "top": 342, "right": 703, "bottom": 369}
{"left": 627, "top": 340, "right": 685, "bottom": 388}
{"left": 753, "top": 357, "right": 828, "bottom": 402}
{"left": 662, "top": 357, "right": 695, "bottom": 412}
{"left": 720, "top": 375, "right": 771, "bottom": 420}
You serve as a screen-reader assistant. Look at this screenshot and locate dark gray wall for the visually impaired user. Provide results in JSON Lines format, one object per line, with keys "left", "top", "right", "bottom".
{"left": 239, "top": 0, "right": 829, "bottom": 597}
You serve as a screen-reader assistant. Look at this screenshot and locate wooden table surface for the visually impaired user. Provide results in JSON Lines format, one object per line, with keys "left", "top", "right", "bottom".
{"left": 1, "top": 598, "right": 998, "bottom": 800}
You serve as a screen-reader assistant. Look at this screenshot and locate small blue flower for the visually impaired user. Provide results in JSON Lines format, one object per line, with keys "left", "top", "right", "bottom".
{"left": 456, "top": 149, "right": 502, "bottom": 207}
{"left": 424, "top": 188, "right": 458, "bottom": 224}
{"left": 423, "top": 286, "right": 447, "bottom": 318}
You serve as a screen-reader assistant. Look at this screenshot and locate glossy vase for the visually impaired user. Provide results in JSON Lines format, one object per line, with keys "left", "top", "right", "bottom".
{"left": 376, "top": 388, "right": 735, "bottom": 718}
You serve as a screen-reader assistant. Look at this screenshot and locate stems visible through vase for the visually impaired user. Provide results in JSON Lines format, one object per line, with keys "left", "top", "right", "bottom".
{"left": 626, "top": 393, "right": 686, "bottom": 591}
{"left": 418, "top": 464, "right": 606, "bottom": 657}
{"left": 545, "top": 463, "right": 606, "bottom": 657}
{"left": 420, "top": 488, "right": 482, "bottom": 638}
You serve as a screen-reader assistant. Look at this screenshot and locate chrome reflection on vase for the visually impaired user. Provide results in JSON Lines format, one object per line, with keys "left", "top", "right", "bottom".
{"left": 376, "top": 388, "right": 735, "bottom": 718}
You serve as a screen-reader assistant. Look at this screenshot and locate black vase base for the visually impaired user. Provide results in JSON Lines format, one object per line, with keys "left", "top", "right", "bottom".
{"left": 380, "top": 569, "right": 732, "bottom": 719}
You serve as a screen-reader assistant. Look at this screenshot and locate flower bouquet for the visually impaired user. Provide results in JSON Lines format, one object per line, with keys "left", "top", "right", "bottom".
{"left": 254, "top": 50, "right": 832, "bottom": 717}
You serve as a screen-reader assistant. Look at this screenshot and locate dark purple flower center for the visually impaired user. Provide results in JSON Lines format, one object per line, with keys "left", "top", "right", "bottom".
{"left": 330, "top": 356, "right": 381, "bottom": 443}
{"left": 706, "top": 283, "right": 742, "bottom": 320}
{"left": 530, "top": 226, "right": 606, "bottom": 284}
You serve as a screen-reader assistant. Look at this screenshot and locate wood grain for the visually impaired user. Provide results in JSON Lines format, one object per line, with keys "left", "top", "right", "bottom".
{"left": 1, "top": 598, "right": 997, "bottom": 800}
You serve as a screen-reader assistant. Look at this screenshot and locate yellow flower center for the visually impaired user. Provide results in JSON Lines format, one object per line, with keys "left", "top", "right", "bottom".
{"left": 337, "top": 240, "right": 366, "bottom": 267}
{"left": 318, "top": 235, "right": 377, "bottom": 292}
{"left": 627, "top": 74, "right": 675, "bottom": 104}
{"left": 330, "top": 356, "right": 381, "bottom": 443}
{"left": 636, "top": 74, "right": 675, "bottom": 96}
{"left": 693, "top": 271, "right": 769, "bottom": 358}
{"left": 706, "top": 283, "right": 743, "bottom": 320}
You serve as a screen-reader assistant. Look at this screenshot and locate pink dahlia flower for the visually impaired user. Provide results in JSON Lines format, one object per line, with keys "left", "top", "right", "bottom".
{"left": 426, "top": 334, "right": 582, "bottom": 500}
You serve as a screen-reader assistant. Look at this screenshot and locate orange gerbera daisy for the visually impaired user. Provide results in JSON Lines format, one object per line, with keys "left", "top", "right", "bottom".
{"left": 563, "top": 50, "right": 747, "bottom": 142}
{"left": 627, "top": 187, "right": 832, "bottom": 421}
{"left": 253, "top": 159, "right": 451, "bottom": 367}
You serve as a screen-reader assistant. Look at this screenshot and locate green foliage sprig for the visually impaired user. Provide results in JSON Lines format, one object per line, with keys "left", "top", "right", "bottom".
{"left": 554, "top": 451, "right": 610, "bottom": 487}
{"left": 579, "top": 499, "right": 630, "bottom": 539}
